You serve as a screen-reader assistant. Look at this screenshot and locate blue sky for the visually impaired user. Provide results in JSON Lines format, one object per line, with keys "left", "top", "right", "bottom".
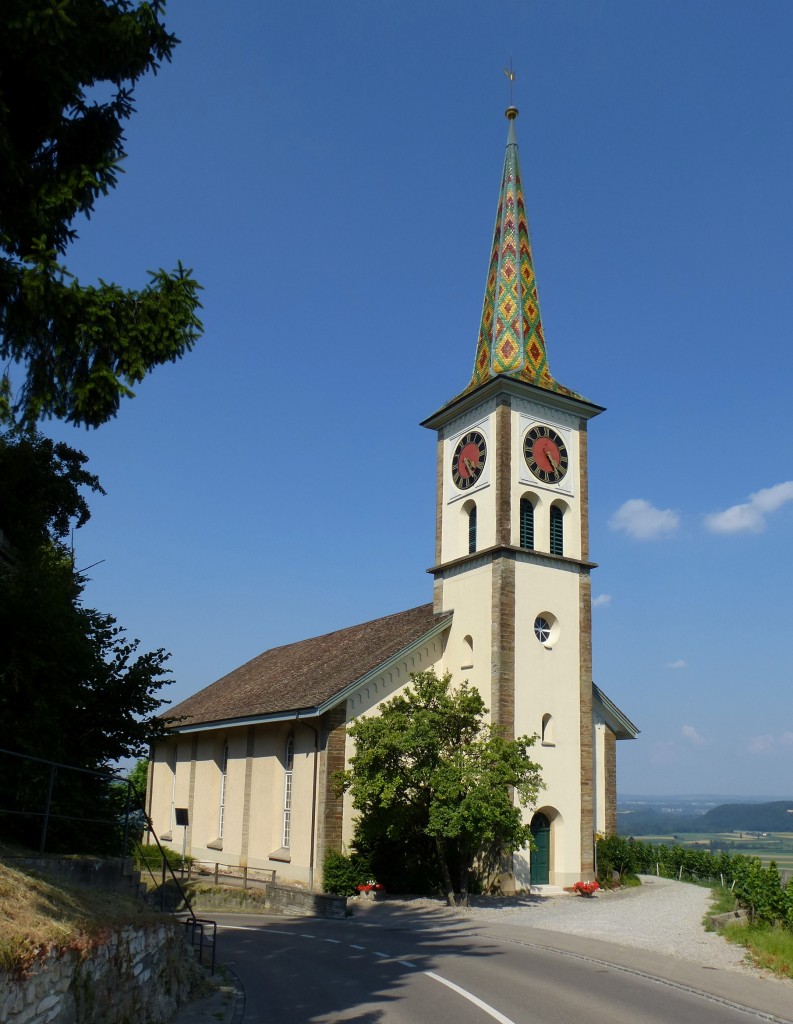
{"left": 49, "top": 1, "right": 792, "bottom": 796}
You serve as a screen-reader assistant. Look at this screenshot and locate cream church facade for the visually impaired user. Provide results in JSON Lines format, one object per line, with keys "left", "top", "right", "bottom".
{"left": 147, "top": 108, "right": 637, "bottom": 891}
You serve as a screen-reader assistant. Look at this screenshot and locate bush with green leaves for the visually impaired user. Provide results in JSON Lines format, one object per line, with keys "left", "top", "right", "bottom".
{"left": 338, "top": 670, "right": 543, "bottom": 907}
{"left": 322, "top": 850, "right": 372, "bottom": 897}
{"left": 596, "top": 834, "right": 641, "bottom": 884}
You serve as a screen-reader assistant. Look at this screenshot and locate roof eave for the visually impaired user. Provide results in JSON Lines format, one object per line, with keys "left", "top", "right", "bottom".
{"left": 592, "top": 682, "right": 640, "bottom": 740}
{"left": 162, "top": 706, "right": 323, "bottom": 735}
{"left": 420, "top": 375, "right": 605, "bottom": 432}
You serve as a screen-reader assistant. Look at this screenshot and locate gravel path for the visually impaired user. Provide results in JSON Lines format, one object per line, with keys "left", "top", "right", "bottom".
{"left": 371, "top": 876, "right": 777, "bottom": 979}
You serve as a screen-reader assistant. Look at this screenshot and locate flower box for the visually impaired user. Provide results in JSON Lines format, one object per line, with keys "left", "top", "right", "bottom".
{"left": 572, "top": 880, "right": 600, "bottom": 898}
{"left": 355, "top": 882, "right": 385, "bottom": 899}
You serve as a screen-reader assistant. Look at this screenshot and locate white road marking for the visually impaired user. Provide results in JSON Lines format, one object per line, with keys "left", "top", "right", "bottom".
{"left": 218, "top": 925, "right": 279, "bottom": 933}
{"left": 300, "top": 934, "right": 316, "bottom": 939}
{"left": 373, "top": 951, "right": 389, "bottom": 958}
{"left": 324, "top": 939, "right": 341, "bottom": 944}
{"left": 424, "top": 972, "right": 518, "bottom": 1024}
{"left": 398, "top": 960, "right": 416, "bottom": 968}
{"left": 349, "top": 944, "right": 366, "bottom": 950}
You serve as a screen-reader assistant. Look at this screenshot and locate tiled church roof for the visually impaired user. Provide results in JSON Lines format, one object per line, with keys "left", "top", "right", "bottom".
{"left": 165, "top": 604, "right": 451, "bottom": 729}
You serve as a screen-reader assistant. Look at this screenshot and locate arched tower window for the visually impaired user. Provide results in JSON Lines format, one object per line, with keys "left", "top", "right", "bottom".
{"left": 520, "top": 498, "right": 535, "bottom": 550}
{"left": 282, "top": 733, "right": 295, "bottom": 849}
{"left": 550, "top": 505, "right": 564, "bottom": 556}
{"left": 541, "top": 713, "right": 554, "bottom": 745}
{"left": 468, "top": 503, "right": 477, "bottom": 554}
{"left": 218, "top": 742, "right": 229, "bottom": 840}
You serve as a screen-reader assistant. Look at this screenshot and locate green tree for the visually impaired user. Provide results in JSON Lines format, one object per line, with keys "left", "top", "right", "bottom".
{"left": 339, "top": 670, "right": 543, "bottom": 907}
{"left": 0, "top": 431, "right": 171, "bottom": 851}
{"left": 125, "top": 756, "right": 150, "bottom": 799}
{"left": 0, "top": 0, "right": 202, "bottom": 428}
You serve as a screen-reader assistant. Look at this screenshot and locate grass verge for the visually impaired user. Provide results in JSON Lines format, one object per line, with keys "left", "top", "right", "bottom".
{"left": 706, "top": 886, "right": 793, "bottom": 978}
{"left": 706, "top": 884, "right": 738, "bottom": 918}
{"left": 0, "top": 856, "right": 161, "bottom": 977}
{"left": 721, "top": 921, "right": 793, "bottom": 979}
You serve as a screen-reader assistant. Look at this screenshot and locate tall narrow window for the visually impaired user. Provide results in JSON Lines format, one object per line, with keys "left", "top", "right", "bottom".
{"left": 169, "top": 749, "right": 177, "bottom": 834}
{"left": 218, "top": 742, "right": 229, "bottom": 840}
{"left": 282, "top": 734, "right": 295, "bottom": 849}
{"left": 468, "top": 504, "right": 477, "bottom": 554}
{"left": 550, "top": 505, "right": 564, "bottom": 556}
{"left": 520, "top": 498, "right": 534, "bottom": 550}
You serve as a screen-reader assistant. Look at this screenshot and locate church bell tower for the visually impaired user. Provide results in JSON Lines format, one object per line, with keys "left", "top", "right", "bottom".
{"left": 421, "top": 107, "right": 605, "bottom": 886}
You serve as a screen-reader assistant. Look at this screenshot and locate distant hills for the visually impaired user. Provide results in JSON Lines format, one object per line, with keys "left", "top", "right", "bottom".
{"left": 618, "top": 800, "right": 793, "bottom": 836}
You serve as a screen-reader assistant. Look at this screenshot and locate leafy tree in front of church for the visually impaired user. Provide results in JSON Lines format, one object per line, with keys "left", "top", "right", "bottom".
{"left": 339, "top": 670, "right": 544, "bottom": 907}
{"left": 0, "top": 430, "right": 171, "bottom": 851}
{"left": 0, "top": 0, "right": 202, "bottom": 429}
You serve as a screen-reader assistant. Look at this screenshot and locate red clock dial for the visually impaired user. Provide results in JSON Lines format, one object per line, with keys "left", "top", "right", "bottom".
{"left": 524, "top": 425, "right": 568, "bottom": 484}
{"left": 452, "top": 431, "right": 487, "bottom": 490}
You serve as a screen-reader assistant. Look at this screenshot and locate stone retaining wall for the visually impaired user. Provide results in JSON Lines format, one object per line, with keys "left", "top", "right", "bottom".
{"left": 0, "top": 923, "right": 199, "bottom": 1024}
{"left": 188, "top": 881, "right": 346, "bottom": 919}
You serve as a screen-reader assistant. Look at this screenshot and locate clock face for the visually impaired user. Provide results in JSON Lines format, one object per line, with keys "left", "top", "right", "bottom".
{"left": 452, "top": 430, "right": 487, "bottom": 490}
{"left": 524, "top": 424, "right": 569, "bottom": 484}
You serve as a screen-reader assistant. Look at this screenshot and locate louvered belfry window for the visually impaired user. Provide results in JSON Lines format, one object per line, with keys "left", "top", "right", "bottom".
{"left": 468, "top": 504, "right": 477, "bottom": 554}
{"left": 550, "top": 505, "right": 564, "bottom": 556}
{"left": 520, "top": 498, "right": 534, "bottom": 550}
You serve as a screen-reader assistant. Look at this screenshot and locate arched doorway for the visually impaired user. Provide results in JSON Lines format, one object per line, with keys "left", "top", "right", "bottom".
{"left": 530, "top": 812, "right": 551, "bottom": 885}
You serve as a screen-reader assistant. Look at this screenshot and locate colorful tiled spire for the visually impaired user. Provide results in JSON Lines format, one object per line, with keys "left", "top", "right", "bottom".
{"left": 468, "top": 108, "right": 578, "bottom": 398}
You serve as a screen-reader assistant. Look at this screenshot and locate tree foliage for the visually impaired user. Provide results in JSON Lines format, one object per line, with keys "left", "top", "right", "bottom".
{"left": 0, "top": 0, "right": 202, "bottom": 428}
{"left": 0, "top": 431, "right": 171, "bottom": 850}
{"left": 339, "top": 670, "right": 543, "bottom": 906}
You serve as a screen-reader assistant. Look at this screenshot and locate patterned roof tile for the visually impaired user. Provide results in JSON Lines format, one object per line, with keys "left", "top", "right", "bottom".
{"left": 165, "top": 604, "right": 450, "bottom": 729}
{"left": 466, "top": 109, "right": 581, "bottom": 401}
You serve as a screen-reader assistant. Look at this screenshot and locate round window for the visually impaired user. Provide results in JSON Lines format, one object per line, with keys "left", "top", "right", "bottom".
{"left": 534, "top": 616, "right": 552, "bottom": 643}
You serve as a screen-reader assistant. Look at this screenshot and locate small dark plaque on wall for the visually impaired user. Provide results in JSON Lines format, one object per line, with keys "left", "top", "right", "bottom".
{"left": 174, "top": 807, "right": 189, "bottom": 827}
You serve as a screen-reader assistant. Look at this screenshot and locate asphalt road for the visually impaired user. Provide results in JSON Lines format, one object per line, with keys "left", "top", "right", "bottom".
{"left": 210, "top": 911, "right": 793, "bottom": 1024}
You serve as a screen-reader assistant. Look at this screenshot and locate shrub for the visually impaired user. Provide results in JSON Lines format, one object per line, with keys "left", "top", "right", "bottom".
{"left": 322, "top": 850, "right": 372, "bottom": 897}
{"left": 596, "top": 834, "right": 640, "bottom": 884}
{"left": 136, "top": 843, "right": 188, "bottom": 874}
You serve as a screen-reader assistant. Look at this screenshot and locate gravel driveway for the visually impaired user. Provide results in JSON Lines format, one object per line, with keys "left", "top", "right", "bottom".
{"left": 368, "top": 876, "right": 775, "bottom": 978}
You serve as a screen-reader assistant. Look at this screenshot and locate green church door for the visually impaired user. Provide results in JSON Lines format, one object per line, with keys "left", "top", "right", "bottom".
{"left": 530, "top": 813, "right": 551, "bottom": 886}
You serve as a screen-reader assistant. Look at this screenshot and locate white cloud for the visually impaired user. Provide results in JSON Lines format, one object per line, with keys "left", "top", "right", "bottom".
{"left": 667, "top": 659, "right": 687, "bottom": 670}
{"left": 609, "top": 499, "right": 680, "bottom": 540}
{"left": 681, "top": 724, "right": 705, "bottom": 746}
{"left": 748, "top": 732, "right": 793, "bottom": 754}
{"left": 705, "top": 481, "right": 793, "bottom": 535}
{"left": 592, "top": 594, "right": 611, "bottom": 608}
{"left": 747, "top": 734, "right": 776, "bottom": 754}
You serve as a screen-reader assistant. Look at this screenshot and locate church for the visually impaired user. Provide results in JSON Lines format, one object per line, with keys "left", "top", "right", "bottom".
{"left": 147, "top": 107, "right": 637, "bottom": 891}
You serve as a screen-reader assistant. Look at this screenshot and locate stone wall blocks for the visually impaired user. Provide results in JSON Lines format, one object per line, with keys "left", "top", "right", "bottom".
{"left": 0, "top": 923, "right": 199, "bottom": 1024}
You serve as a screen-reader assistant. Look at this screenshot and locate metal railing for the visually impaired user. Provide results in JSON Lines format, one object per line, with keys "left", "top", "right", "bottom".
{"left": 185, "top": 859, "right": 276, "bottom": 889}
